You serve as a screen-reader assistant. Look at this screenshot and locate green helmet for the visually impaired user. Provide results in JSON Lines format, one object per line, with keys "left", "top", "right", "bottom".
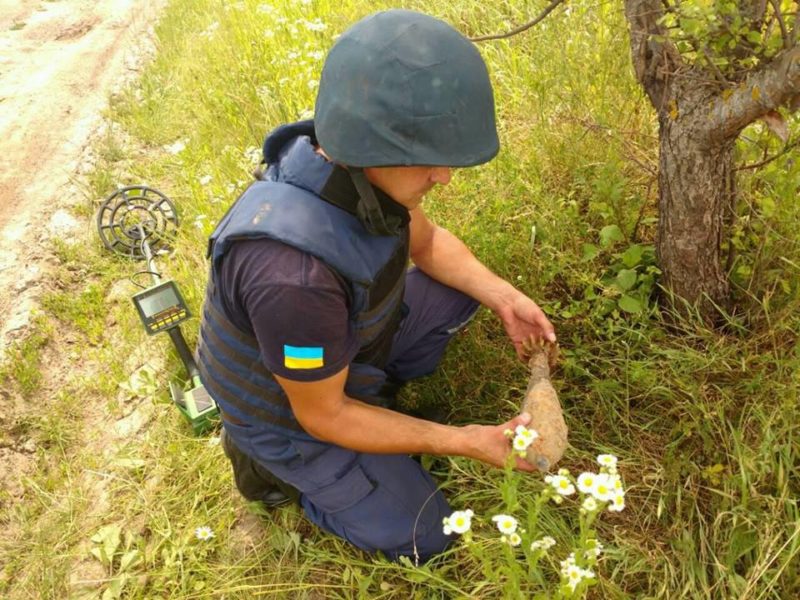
{"left": 314, "top": 10, "right": 499, "bottom": 169}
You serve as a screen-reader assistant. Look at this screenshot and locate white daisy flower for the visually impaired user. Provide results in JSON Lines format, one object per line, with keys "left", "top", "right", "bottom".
{"left": 609, "top": 473, "right": 624, "bottom": 492}
{"left": 200, "top": 22, "right": 220, "bottom": 38}
{"left": 491, "top": 514, "right": 518, "bottom": 534}
{"left": 164, "top": 139, "right": 187, "bottom": 155}
{"left": 550, "top": 475, "right": 576, "bottom": 496}
{"left": 515, "top": 425, "right": 539, "bottom": 440}
{"left": 304, "top": 19, "right": 328, "bottom": 32}
{"left": 564, "top": 565, "right": 594, "bottom": 592}
{"left": 243, "top": 146, "right": 261, "bottom": 164}
{"left": 530, "top": 536, "right": 556, "bottom": 552}
{"left": 503, "top": 532, "right": 522, "bottom": 547}
{"left": 564, "top": 564, "right": 584, "bottom": 583}
{"left": 560, "top": 552, "right": 577, "bottom": 570}
{"left": 591, "top": 473, "right": 616, "bottom": 502}
{"left": 198, "top": 174, "right": 213, "bottom": 186}
{"left": 577, "top": 472, "right": 598, "bottom": 494}
{"left": 558, "top": 468, "right": 570, "bottom": 477}
{"left": 513, "top": 435, "right": 531, "bottom": 452}
{"left": 194, "top": 526, "right": 215, "bottom": 541}
{"left": 581, "top": 496, "right": 598, "bottom": 512}
{"left": 585, "top": 539, "right": 603, "bottom": 558}
{"left": 442, "top": 509, "right": 473, "bottom": 535}
{"left": 597, "top": 454, "right": 618, "bottom": 469}
{"left": 608, "top": 491, "right": 626, "bottom": 512}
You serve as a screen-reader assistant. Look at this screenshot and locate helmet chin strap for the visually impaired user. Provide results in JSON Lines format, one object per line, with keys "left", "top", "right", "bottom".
{"left": 349, "top": 167, "right": 399, "bottom": 236}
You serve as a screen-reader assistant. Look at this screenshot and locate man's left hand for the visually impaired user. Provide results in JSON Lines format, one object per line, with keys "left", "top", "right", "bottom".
{"left": 497, "top": 291, "right": 556, "bottom": 360}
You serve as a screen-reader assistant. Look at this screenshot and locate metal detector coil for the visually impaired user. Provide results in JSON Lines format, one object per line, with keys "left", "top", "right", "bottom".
{"left": 97, "top": 186, "right": 218, "bottom": 434}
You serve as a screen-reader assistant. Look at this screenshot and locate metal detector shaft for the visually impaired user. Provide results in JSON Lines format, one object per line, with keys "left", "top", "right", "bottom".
{"left": 168, "top": 328, "right": 200, "bottom": 381}
{"left": 138, "top": 225, "right": 200, "bottom": 382}
{"left": 139, "top": 224, "right": 162, "bottom": 287}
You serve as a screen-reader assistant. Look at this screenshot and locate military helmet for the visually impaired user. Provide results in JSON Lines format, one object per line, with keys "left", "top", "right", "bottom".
{"left": 314, "top": 10, "right": 499, "bottom": 169}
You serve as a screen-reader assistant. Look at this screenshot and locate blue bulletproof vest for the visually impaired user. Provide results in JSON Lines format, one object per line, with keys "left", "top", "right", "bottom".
{"left": 197, "top": 122, "right": 410, "bottom": 436}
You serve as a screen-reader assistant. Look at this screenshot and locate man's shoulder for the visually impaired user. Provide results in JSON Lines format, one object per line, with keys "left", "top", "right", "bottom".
{"left": 226, "top": 237, "right": 347, "bottom": 292}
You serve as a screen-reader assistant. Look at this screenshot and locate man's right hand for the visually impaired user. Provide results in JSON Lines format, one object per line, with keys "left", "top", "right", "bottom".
{"left": 459, "top": 412, "right": 538, "bottom": 472}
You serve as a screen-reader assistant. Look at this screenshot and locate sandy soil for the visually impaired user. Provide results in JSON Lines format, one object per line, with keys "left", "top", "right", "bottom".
{"left": 0, "top": 0, "right": 164, "bottom": 357}
{"left": 0, "top": 0, "right": 163, "bottom": 521}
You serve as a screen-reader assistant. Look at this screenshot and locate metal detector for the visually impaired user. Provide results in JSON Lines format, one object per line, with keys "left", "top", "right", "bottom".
{"left": 96, "top": 185, "right": 218, "bottom": 434}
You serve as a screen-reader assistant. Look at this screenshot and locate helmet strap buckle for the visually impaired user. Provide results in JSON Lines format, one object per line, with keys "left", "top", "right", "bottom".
{"left": 349, "top": 167, "right": 398, "bottom": 236}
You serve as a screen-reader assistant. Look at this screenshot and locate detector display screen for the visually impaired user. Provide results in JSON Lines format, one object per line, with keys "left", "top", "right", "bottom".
{"left": 132, "top": 281, "right": 190, "bottom": 335}
{"left": 139, "top": 285, "right": 180, "bottom": 317}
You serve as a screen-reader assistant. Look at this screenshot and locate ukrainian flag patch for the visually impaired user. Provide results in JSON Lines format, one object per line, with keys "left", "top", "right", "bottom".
{"left": 283, "top": 345, "right": 324, "bottom": 369}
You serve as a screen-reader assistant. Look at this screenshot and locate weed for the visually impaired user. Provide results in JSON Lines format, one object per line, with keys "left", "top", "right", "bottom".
{"left": 0, "top": 317, "right": 51, "bottom": 397}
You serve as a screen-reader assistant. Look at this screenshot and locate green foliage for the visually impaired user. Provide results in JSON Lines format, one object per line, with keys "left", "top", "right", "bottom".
{"left": 89, "top": 524, "right": 143, "bottom": 600}
{"left": 658, "top": 0, "right": 798, "bottom": 80}
{"left": 0, "top": 317, "right": 51, "bottom": 397}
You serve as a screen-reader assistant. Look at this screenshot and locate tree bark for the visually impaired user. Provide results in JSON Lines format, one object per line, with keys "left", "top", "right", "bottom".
{"left": 657, "top": 107, "right": 735, "bottom": 316}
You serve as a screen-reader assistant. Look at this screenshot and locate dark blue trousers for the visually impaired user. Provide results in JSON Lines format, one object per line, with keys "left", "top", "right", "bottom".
{"left": 223, "top": 268, "right": 479, "bottom": 560}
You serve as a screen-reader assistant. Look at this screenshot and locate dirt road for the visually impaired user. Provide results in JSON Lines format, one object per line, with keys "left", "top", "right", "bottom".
{"left": 0, "top": 0, "right": 164, "bottom": 357}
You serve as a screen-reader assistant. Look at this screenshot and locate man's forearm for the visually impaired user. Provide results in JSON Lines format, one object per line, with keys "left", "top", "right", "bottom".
{"left": 301, "top": 395, "right": 475, "bottom": 458}
{"left": 411, "top": 224, "right": 517, "bottom": 314}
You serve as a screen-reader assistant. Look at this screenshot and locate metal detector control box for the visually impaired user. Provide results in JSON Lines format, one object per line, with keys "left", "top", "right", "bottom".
{"left": 132, "top": 281, "right": 190, "bottom": 335}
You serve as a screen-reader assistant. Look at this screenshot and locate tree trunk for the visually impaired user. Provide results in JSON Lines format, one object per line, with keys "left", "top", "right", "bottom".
{"left": 657, "top": 110, "right": 735, "bottom": 317}
{"left": 624, "top": 0, "right": 799, "bottom": 322}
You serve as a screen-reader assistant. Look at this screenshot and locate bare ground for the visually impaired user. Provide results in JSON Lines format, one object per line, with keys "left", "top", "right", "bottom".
{"left": 0, "top": 0, "right": 165, "bottom": 570}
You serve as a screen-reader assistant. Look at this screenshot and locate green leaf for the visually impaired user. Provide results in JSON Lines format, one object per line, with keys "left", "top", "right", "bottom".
{"left": 119, "top": 550, "right": 140, "bottom": 572}
{"left": 599, "top": 225, "right": 624, "bottom": 248}
{"left": 90, "top": 547, "right": 105, "bottom": 564}
{"left": 621, "top": 244, "right": 645, "bottom": 267}
{"left": 581, "top": 243, "right": 600, "bottom": 261}
{"left": 745, "top": 30, "right": 762, "bottom": 45}
{"left": 615, "top": 269, "right": 638, "bottom": 291}
{"left": 91, "top": 524, "right": 122, "bottom": 565}
{"left": 618, "top": 295, "right": 643, "bottom": 313}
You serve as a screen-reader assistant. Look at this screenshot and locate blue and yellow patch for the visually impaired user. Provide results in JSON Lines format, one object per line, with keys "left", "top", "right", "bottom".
{"left": 283, "top": 345, "right": 324, "bottom": 369}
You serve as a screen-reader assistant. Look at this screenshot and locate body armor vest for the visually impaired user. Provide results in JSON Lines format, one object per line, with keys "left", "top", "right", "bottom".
{"left": 197, "top": 122, "right": 410, "bottom": 437}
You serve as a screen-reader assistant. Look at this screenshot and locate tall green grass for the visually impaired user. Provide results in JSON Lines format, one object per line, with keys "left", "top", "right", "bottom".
{"left": 1, "top": 0, "right": 798, "bottom": 598}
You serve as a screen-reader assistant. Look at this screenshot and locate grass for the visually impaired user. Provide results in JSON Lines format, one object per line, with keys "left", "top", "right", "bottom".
{"left": 0, "top": 0, "right": 798, "bottom": 598}
{"left": 0, "top": 317, "right": 51, "bottom": 398}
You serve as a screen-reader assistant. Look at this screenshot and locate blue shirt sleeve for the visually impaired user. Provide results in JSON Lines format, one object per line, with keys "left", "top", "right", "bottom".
{"left": 220, "top": 239, "right": 360, "bottom": 381}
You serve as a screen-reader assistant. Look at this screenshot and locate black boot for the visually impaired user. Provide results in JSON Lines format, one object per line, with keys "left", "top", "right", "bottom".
{"left": 220, "top": 428, "right": 300, "bottom": 508}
